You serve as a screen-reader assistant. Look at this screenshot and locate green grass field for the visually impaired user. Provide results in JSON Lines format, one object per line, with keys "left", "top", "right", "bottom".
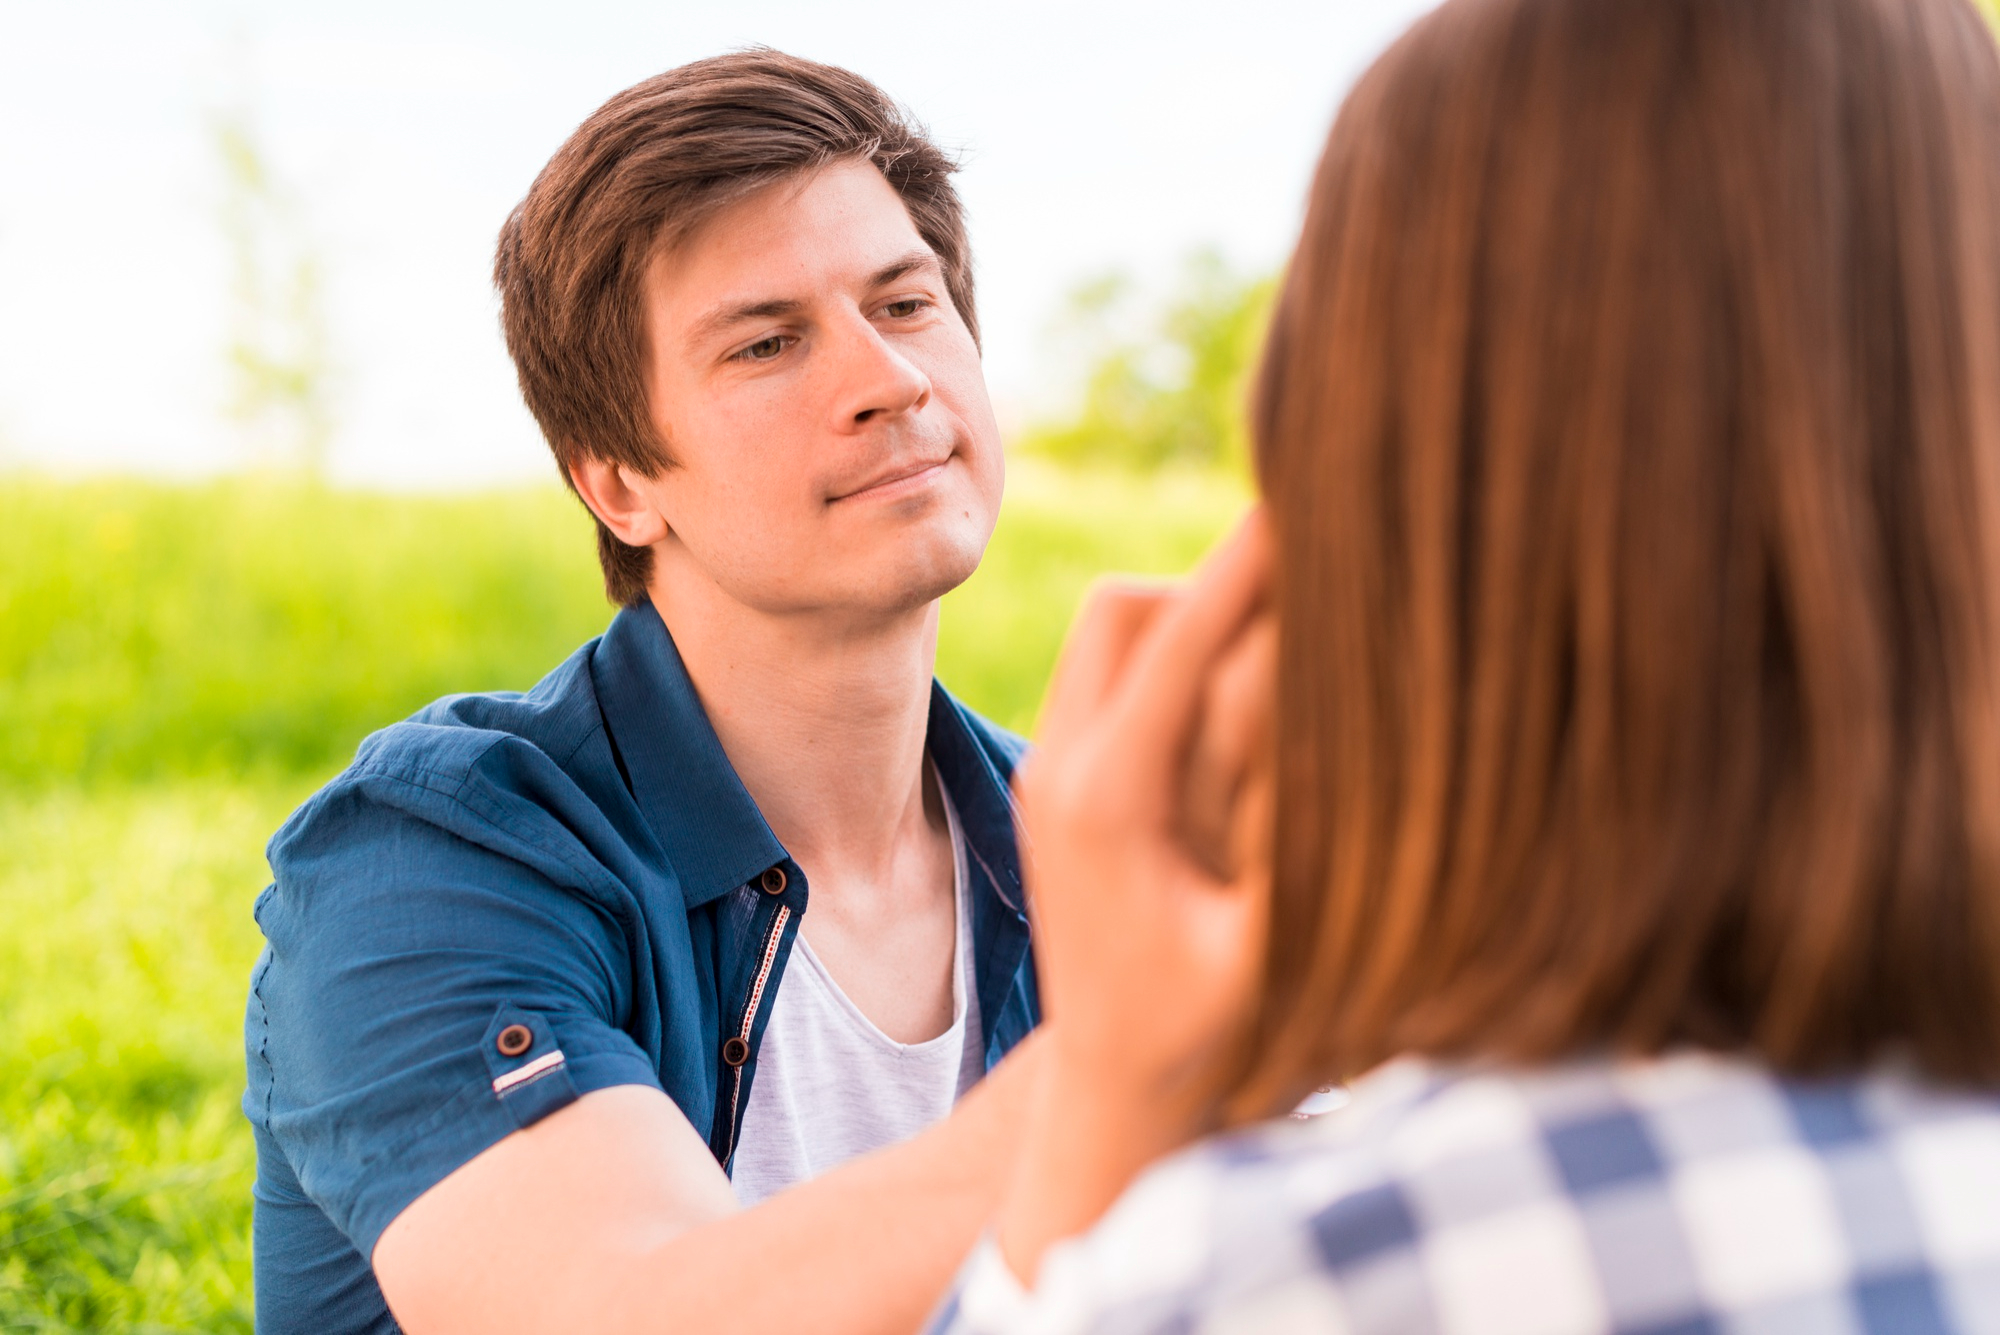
{"left": 0, "top": 460, "right": 1245, "bottom": 1331}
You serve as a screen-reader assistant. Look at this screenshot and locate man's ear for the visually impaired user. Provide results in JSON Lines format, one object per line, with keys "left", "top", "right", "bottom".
{"left": 568, "top": 455, "right": 670, "bottom": 549}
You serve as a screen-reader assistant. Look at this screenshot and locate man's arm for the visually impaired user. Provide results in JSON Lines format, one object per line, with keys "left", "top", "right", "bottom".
{"left": 372, "top": 1032, "right": 1041, "bottom": 1335}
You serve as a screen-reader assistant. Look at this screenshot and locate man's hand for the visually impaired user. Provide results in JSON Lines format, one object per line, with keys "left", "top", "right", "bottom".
{"left": 999, "top": 510, "right": 1275, "bottom": 1283}
{"left": 373, "top": 1032, "right": 1044, "bottom": 1335}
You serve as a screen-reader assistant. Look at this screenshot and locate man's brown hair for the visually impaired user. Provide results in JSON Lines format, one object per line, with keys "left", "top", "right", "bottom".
{"left": 494, "top": 49, "right": 976, "bottom": 605}
{"left": 1238, "top": 0, "right": 2000, "bottom": 1114}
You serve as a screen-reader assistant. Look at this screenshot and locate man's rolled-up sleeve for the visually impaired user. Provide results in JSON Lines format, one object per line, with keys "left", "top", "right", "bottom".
{"left": 247, "top": 764, "right": 665, "bottom": 1261}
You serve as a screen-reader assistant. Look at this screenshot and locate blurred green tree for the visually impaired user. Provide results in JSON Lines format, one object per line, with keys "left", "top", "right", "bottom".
{"left": 213, "top": 104, "right": 333, "bottom": 477}
{"left": 1017, "top": 250, "right": 1274, "bottom": 474}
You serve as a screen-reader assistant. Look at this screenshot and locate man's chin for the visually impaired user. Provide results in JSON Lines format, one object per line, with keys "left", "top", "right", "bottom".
{"left": 849, "top": 502, "right": 993, "bottom": 597}
{"left": 879, "top": 545, "right": 986, "bottom": 615}
{"left": 834, "top": 527, "right": 991, "bottom": 620}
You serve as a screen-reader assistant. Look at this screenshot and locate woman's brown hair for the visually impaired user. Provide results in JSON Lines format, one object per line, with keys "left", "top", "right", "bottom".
{"left": 1240, "top": 0, "right": 2000, "bottom": 1111}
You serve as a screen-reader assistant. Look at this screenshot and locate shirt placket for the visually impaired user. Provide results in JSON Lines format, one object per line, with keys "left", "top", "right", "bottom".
{"left": 715, "top": 862, "right": 798, "bottom": 1168}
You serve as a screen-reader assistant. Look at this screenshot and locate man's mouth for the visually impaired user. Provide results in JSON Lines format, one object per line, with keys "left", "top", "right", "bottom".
{"left": 828, "top": 456, "right": 952, "bottom": 504}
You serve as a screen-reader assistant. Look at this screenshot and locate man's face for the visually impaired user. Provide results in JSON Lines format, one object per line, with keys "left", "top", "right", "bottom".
{"left": 631, "top": 158, "right": 1004, "bottom": 624}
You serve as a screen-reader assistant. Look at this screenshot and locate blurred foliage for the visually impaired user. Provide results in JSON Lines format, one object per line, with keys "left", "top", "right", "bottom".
{"left": 0, "top": 478, "right": 609, "bottom": 789}
{"left": 937, "top": 460, "right": 1251, "bottom": 729}
{"left": 0, "top": 466, "right": 1244, "bottom": 1328}
{"left": 1017, "top": 251, "right": 1276, "bottom": 474}
{"left": 214, "top": 105, "right": 333, "bottom": 475}
{"left": 0, "top": 468, "right": 1244, "bottom": 791}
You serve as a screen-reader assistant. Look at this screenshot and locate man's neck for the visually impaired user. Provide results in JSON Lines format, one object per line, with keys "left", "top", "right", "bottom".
{"left": 646, "top": 572, "right": 942, "bottom": 897}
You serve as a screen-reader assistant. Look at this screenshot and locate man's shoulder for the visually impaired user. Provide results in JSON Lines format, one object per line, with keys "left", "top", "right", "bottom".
{"left": 365, "top": 637, "right": 607, "bottom": 783}
{"left": 269, "top": 635, "right": 627, "bottom": 883}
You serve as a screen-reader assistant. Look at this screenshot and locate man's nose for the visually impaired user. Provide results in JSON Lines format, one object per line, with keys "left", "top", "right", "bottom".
{"left": 826, "top": 314, "right": 931, "bottom": 430}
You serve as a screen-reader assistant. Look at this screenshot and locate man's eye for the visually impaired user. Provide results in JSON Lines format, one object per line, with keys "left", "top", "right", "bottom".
{"left": 883, "top": 299, "right": 925, "bottom": 318}
{"left": 740, "top": 336, "right": 786, "bottom": 361}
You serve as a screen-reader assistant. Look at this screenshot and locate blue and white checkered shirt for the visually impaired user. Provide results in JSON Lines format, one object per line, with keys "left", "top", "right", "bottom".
{"left": 935, "top": 1053, "right": 2000, "bottom": 1334}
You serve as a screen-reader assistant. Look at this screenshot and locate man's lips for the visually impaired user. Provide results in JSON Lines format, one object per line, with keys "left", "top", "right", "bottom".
{"left": 828, "top": 456, "right": 952, "bottom": 503}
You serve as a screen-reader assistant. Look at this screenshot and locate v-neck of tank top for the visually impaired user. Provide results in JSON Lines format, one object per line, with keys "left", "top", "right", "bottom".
{"left": 729, "top": 785, "right": 984, "bottom": 1206}
{"left": 787, "top": 790, "right": 973, "bottom": 1055}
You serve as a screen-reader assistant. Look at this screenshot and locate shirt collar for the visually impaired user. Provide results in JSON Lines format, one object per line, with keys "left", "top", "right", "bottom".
{"left": 924, "top": 682, "right": 1028, "bottom": 915}
{"left": 589, "top": 598, "right": 1024, "bottom": 916}
{"left": 590, "top": 600, "right": 787, "bottom": 910}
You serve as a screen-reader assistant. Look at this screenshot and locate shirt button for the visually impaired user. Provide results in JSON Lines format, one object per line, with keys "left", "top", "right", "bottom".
{"left": 496, "top": 1024, "right": 533, "bottom": 1058}
{"left": 760, "top": 866, "right": 788, "bottom": 895}
{"left": 722, "top": 1036, "right": 751, "bottom": 1067}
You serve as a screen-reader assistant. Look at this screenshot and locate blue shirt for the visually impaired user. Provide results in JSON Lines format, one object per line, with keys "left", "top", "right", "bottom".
{"left": 244, "top": 600, "right": 1039, "bottom": 1334}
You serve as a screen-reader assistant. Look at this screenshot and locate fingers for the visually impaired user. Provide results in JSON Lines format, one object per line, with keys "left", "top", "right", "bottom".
{"left": 1033, "top": 579, "right": 1171, "bottom": 751}
{"left": 1180, "top": 611, "right": 1278, "bottom": 879}
{"left": 1105, "top": 509, "right": 1274, "bottom": 781}
{"left": 1226, "top": 757, "right": 1277, "bottom": 898}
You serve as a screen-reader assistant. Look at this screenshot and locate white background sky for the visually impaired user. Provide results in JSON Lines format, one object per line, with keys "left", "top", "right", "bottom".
{"left": 0, "top": 0, "right": 1435, "bottom": 488}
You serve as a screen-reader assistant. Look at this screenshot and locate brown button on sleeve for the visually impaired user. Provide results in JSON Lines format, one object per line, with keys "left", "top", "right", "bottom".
{"left": 495, "top": 1024, "right": 534, "bottom": 1058}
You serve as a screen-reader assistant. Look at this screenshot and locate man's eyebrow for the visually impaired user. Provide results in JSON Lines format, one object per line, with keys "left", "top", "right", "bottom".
{"left": 685, "top": 251, "right": 942, "bottom": 348}
{"left": 687, "top": 296, "right": 805, "bottom": 348}
{"left": 868, "top": 250, "right": 943, "bottom": 289}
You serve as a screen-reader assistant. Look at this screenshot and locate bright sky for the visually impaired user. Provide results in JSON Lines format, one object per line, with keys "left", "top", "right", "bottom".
{"left": 0, "top": 0, "right": 1435, "bottom": 488}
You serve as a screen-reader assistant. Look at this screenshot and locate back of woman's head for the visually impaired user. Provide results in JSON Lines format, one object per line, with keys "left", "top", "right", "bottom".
{"left": 1242, "top": 0, "right": 2000, "bottom": 1110}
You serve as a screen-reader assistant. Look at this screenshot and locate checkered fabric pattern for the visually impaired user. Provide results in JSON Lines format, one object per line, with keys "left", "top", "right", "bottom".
{"left": 934, "top": 1054, "right": 2000, "bottom": 1334}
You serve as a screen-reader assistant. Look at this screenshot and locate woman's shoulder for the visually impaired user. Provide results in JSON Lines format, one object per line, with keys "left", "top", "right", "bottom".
{"left": 977, "top": 1056, "right": 2000, "bottom": 1334}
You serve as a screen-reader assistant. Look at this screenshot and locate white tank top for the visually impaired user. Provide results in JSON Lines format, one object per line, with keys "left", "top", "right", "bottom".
{"left": 729, "top": 788, "right": 984, "bottom": 1206}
